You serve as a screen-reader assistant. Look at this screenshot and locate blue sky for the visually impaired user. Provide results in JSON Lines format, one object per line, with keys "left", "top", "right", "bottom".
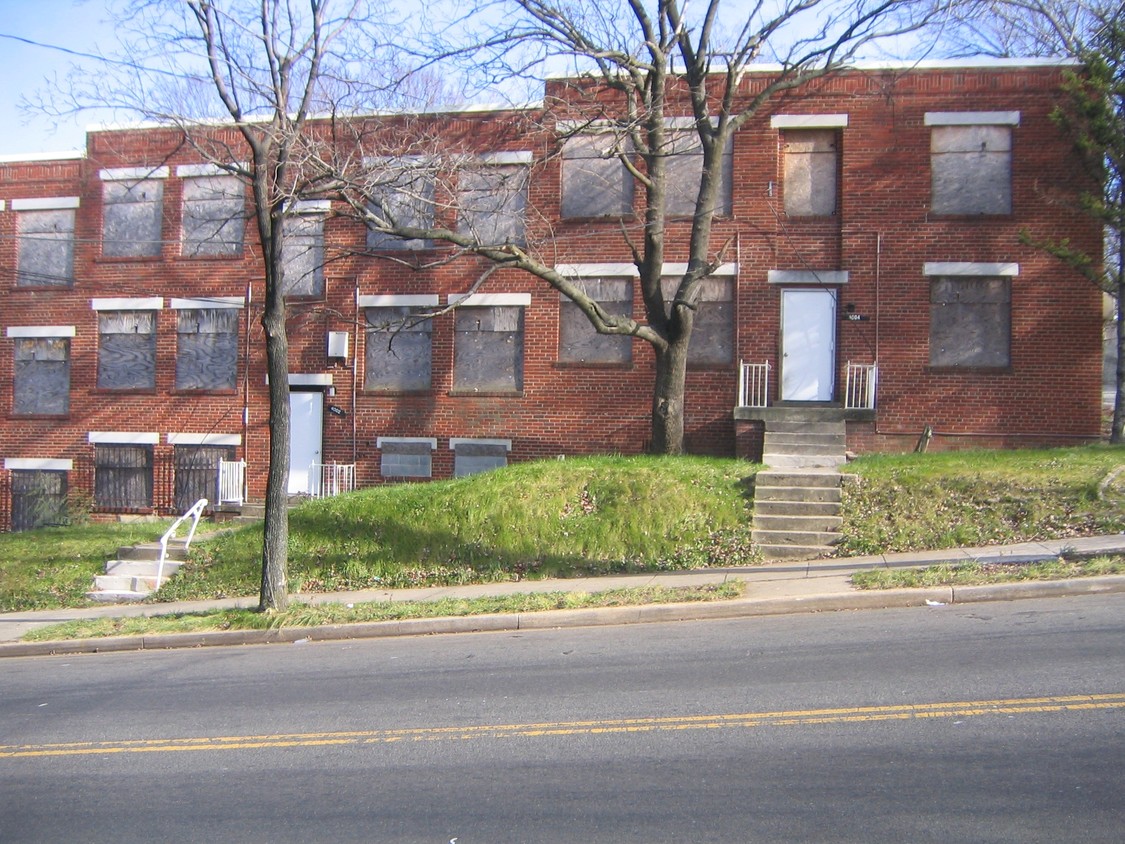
{"left": 0, "top": 0, "right": 118, "bottom": 156}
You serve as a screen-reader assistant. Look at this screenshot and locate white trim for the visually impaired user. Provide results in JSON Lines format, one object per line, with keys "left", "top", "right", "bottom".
{"left": 555, "top": 120, "right": 623, "bottom": 134}
{"left": 923, "top": 262, "right": 1019, "bottom": 277}
{"left": 11, "top": 196, "right": 80, "bottom": 211}
{"left": 6, "top": 325, "right": 76, "bottom": 338}
{"left": 663, "top": 262, "right": 738, "bottom": 277}
{"left": 0, "top": 150, "right": 85, "bottom": 163}
{"left": 175, "top": 163, "right": 246, "bottom": 177}
{"left": 447, "top": 293, "right": 532, "bottom": 307}
{"left": 449, "top": 438, "right": 512, "bottom": 451}
{"left": 4, "top": 458, "right": 73, "bottom": 471}
{"left": 98, "top": 166, "right": 169, "bottom": 181}
{"left": 0, "top": 201, "right": 4, "bottom": 211}
{"left": 289, "top": 199, "right": 331, "bottom": 214}
{"left": 167, "top": 433, "right": 242, "bottom": 446}
{"left": 91, "top": 297, "right": 163, "bottom": 311}
{"left": 88, "top": 431, "right": 160, "bottom": 445}
{"left": 771, "top": 114, "right": 849, "bottom": 129}
{"left": 169, "top": 297, "right": 244, "bottom": 309}
{"left": 557, "top": 263, "right": 639, "bottom": 278}
{"left": 476, "top": 151, "right": 534, "bottom": 166}
{"left": 358, "top": 294, "right": 440, "bottom": 308}
{"left": 289, "top": 373, "right": 334, "bottom": 387}
{"left": 768, "top": 270, "right": 850, "bottom": 286}
{"left": 377, "top": 437, "right": 437, "bottom": 449}
{"left": 924, "top": 111, "right": 1021, "bottom": 126}
{"left": 362, "top": 154, "right": 432, "bottom": 168}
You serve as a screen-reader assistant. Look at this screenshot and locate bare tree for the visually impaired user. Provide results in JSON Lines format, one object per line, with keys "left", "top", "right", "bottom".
{"left": 55, "top": 0, "right": 433, "bottom": 610}
{"left": 334, "top": 0, "right": 948, "bottom": 454}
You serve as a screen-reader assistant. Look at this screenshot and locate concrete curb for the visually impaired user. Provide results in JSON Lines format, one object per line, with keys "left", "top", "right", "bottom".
{"left": 2, "top": 575, "right": 1122, "bottom": 659}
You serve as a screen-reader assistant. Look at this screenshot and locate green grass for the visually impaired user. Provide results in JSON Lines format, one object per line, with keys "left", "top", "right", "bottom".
{"left": 838, "top": 446, "right": 1125, "bottom": 555}
{"left": 0, "top": 521, "right": 173, "bottom": 611}
{"left": 21, "top": 582, "right": 745, "bottom": 641}
{"left": 851, "top": 555, "right": 1125, "bottom": 590}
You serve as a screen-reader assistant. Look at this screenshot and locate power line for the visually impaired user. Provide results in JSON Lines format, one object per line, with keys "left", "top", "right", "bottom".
{"left": 0, "top": 32, "right": 184, "bottom": 77}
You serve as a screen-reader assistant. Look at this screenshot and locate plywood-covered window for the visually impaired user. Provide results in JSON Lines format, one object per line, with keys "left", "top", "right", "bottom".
{"left": 365, "top": 162, "right": 435, "bottom": 250}
{"left": 662, "top": 129, "right": 732, "bottom": 217}
{"left": 182, "top": 175, "right": 244, "bottom": 256}
{"left": 561, "top": 134, "right": 633, "bottom": 219}
{"left": 454, "top": 305, "right": 525, "bottom": 392}
{"left": 13, "top": 337, "right": 69, "bottom": 415}
{"left": 17, "top": 207, "right": 76, "bottom": 286}
{"left": 927, "top": 113, "right": 1017, "bottom": 216}
{"left": 930, "top": 277, "right": 1011, "bottom": 368}
{"left": 378, "top": 438, "right": 435, "bottom": 479}
{"left": 783, "top": 129, "right": 838, "bottom": 216}
{"left": 98, "top": 311, "right": 156, "bottom": 390}
{"left": 365, "top": 306, "right": 432, "bottom": 391}
{"left": 558, "top": 278, "right": 633, "bottom": 364}
{"left": 176, "top": 308, "right": 239, "bottom": 391}
{"left": 452, "top": 439, "right": 510, "bottom": 477}
{"left": 458, "top": 160, "right": 529, "bottom": 246}
{"left": 102, "top": 175, "right": 165, "bottom": 258}
{"left": 282, "top": 213, "right": 325, "bottom": 297}
{"left": 662, "top": 275, "right": 735, "bottom": 365}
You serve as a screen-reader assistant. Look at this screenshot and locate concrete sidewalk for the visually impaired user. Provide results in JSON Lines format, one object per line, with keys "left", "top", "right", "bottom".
{"left": 2, "top": 534, "right": 1124, "bottom": 657}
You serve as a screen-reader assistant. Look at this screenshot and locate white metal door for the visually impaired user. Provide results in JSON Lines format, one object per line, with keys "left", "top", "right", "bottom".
{"left": 781, "top": 288, "right": 837, "bottom": 401}
{"left": 289, "top": 391, "right": 323, "bottom": 494}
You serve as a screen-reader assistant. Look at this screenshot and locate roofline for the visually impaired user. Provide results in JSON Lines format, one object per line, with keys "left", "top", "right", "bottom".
{"left": 0, "top": 149, "right": 86, "bottom": 164}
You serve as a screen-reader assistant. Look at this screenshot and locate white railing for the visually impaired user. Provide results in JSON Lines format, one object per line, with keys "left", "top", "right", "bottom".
{"left": 155, "top": 498, "right": 208, "bottom": 590}
{"left": 218, "top": 459, "right": 247, "bottom": 505}
{"left": 738, "top": 360, "right": 771, "bottom": 408}
{"left": 844, "top": 361, "right": 879, "bottom": 410}
{"left": 309, "top": 462, "right": 356, "bottom": 499}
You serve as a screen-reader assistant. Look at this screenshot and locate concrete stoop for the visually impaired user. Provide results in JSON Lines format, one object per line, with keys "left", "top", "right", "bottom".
{"left": 86, "top": 541, "right": 189, "bottom": 603}
{"left": 753, "top": 410, "right": 848, "bottom": 560}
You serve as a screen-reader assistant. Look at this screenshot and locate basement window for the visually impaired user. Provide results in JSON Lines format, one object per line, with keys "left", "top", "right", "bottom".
{"left": 377, "top": 437, "right": 435, "bottom": 479}
{"left": 94, "top": 444, "right": 154, "bottom": 510}
{"left": 451, "top": 439, "right": 511, "bottom": 477}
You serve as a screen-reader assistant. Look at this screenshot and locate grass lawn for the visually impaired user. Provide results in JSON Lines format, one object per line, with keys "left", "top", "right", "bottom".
{"left": 851, "top": 555, "right": 1125, "bottom": 589}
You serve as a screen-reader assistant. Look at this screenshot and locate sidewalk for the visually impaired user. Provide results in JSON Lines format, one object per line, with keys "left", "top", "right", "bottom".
{"left": 2, "top": 534, "right": 1124, "bottom": 657}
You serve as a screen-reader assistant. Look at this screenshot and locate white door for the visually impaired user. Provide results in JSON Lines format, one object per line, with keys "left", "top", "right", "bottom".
{"left": 289, "top": 391, "right": 323, "bottom": 494}
{"left": 781, "top": 288, "right": 837, "bottom": 401}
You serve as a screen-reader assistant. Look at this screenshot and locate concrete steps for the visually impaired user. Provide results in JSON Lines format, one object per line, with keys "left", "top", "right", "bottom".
{"left": 753, "top": 410, "right": 848, "bottom": 560}
{"left": 86, "top": 539, "right": 191, "bottom": 603}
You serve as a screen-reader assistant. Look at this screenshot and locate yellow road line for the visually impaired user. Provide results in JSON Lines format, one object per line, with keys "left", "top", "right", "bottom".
{"left": 3, "top": 693, "right": 1122, "bottom": 759}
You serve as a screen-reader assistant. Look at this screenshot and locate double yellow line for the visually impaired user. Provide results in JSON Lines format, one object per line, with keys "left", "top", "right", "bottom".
{"left": 4, "top": 693, "right": 1123, "bottom": 759}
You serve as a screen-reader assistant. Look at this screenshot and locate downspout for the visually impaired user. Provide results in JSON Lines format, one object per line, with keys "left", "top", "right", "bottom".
{"left": 352, "top": 282, "right": 359, "bottom": 466}
{"left": 242, "top": 279, "right": 252, "bottom": 461}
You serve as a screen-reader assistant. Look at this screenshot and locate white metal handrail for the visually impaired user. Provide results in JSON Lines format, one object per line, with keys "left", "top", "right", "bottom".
{"left": 309, "top": 462, "right": 356, "bottom": 499}
{"left": 155, "top": 498, "right": 208, "bottom": 590}
{"left": 218, "top": 459, "right": 247, "bottom": 505}
{"left": 738, "top": 360, "right": 771, "bottom": 408}
{"left": 845, "top": 361, "right": 878, "bottom": 410}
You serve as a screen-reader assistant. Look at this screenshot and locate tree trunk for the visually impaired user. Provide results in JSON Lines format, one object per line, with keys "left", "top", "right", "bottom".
{"left": 259, "top": 296, "right": 291, "bottom": 611}
{"left": 650, "top": 337, "right": 690, "bottom": 455}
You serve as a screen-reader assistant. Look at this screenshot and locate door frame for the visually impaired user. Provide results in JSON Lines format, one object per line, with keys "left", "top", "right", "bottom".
{"left": 288, "top": 388, "right": 324, "bottom": 495}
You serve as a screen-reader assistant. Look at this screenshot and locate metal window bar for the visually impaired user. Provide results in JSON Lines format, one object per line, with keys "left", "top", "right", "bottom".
{"left": 217, "top": 459, "right": 247, "bottom": 505}
{"left": 844, "top": 362, "right": 878, "bottom": 410}
{"left": 309, "top": 462, "right": 356, "bottom": 499}
{"left": 738, "top": 360, "right": 771, "bottom": 408}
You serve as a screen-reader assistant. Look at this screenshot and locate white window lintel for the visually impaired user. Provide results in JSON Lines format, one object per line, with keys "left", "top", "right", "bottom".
{"left": 377, "top": 437, "right": 437, "bottom": 449}
{"left": 771, "top": 114, "right": 849, "bottom": 129}
{"left": 169, "top": 297, "right": 245, "bottom": 309}
{"left": 166, "top": 433, "right": 242, "bottom": 446}
{"left": 11, "top": 196, "right": 80, "bottom": 211}
{"left": 91, "top": 297, "right": 164, "bottom": 311}
{"left": 449, "top": 438, "right": 512, "bottom": 451}
{"left": 447, "top": 293, "right": 532, "bottom": 307}
{"left": 4, "top": 458, "right": 73, "bottom": 471}
{"left": 358, "top": 294, "right": 440, "bottom": 308}
{"left": 88, "top": 431, "right": 160, "bottom": 445}
{"left": 923, "top": 262, "right": 1019, "bottom": 276}
{"left": 6, "top": 325, "right": 76, "bottom": 338}
{"left": 924, "top": 111, "right": 1020, "bottom": 126}
{"left": 99, "top": 166, "right": 170, "bottom": 181}
{"left": 768, "top": 270, "right": 850, "bottom": 286}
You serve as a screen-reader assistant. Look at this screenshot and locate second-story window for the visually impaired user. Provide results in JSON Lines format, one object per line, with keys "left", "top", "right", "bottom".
{"left": 927, "top": 112, "right": 1019, "bottom": 216}
{"left": 174, "top": 302, "right": 240, "bottom": 391}
{"left": 100, "top": 167, "right": 168, "bottom": 258}
{"left": 94, "top": 299, "right": 161, "bottom": 390}
{"left": 782, "top": 130, "right": 838, "bottom": 216}
{"left": 365, "top": 159, "right": 435, "bottom": 250}
{"left": 560, "top": 132, "right": 633, "bottom": 219}
{"left": 451, "top": 293, "right": 529, "bottom": 393}
{"left": 179, "top": 168, "right": 244, "bottom": 257}
{"left": 458, "top": 153, "right": 531, "bottom": 246}
{"left": 14, "top": 198, "right": 78, "bottom": 287}
{"left": 282, "top": 202, "right": 327, "bottom": 297}
{"left": 662, "top": 126, "right": 732, "bottom": 217}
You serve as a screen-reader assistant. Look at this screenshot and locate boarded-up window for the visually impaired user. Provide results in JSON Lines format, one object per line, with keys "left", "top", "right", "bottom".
{"left": 663, "top": 130, "right": 732, "bottom": 217}
{"left": 17, "top": 209, "right": 75, "bottom": 286}
{"left": 103, "top": 179, "right": 164, "bottom": 257}
{"left": 379, "top": 439, "right": 433, "bottom": 478}
{"left": 13, "top": 338, "right": 69, "bottom": 415}
{"left": 662, "top": 276, "right": 735, "bottom": 365}
{"left": 282, "top": 214, "right": 325, "bottom": 297}
{"left": 365, "top": 307, "right": 432, "bottom": 391}
{"left": 558, "top": 279, "right": 632, "bottom": 364}
{"left": 930, "top": 277, "right": 1011, "bottom": 368}
{"left": 931, "top": 126, "right": 1012, "bottom": 215}
{"left": 98, "top": 311, "right": 156, "bottom": 390}
{"left": 561, "top": 135, "right": 633, "bottom": 218}
{"left": 182, "top": 175, "right": 244, "bottom": 256}
{"left": 176, "top": 309, "right": 238, "bottom": 390}
{"left": 94, "top": 445, "right": 153, "bottom": 509}
{"left": 366, "top": 166, "right": 435, "bottom": 250}
{"left": 453, "top": 440, "right": 509, "bottom": 477}
{"left": 174, "top": 444, "right": 235, "bottom": 512}
{"left": 783, "top": 129, "right": 837, "bottom": 216}
{"left": 458, "top": 164, "right": 528, "bottom": 245}
{"left": 454, "top": 306, "right": 524, "bottom": 392}
{"left": 10, "top": 470, "right": 68, "bottom": 531}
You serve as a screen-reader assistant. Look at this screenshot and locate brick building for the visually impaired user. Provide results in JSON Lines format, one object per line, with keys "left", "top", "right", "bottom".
{"left": 0, "top": 60, "right": 1105, "bottom": 530}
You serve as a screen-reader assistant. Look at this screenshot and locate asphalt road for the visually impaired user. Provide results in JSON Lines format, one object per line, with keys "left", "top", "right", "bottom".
{"left": 2, "top": 595, "right": 1123, "bottom": 843}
